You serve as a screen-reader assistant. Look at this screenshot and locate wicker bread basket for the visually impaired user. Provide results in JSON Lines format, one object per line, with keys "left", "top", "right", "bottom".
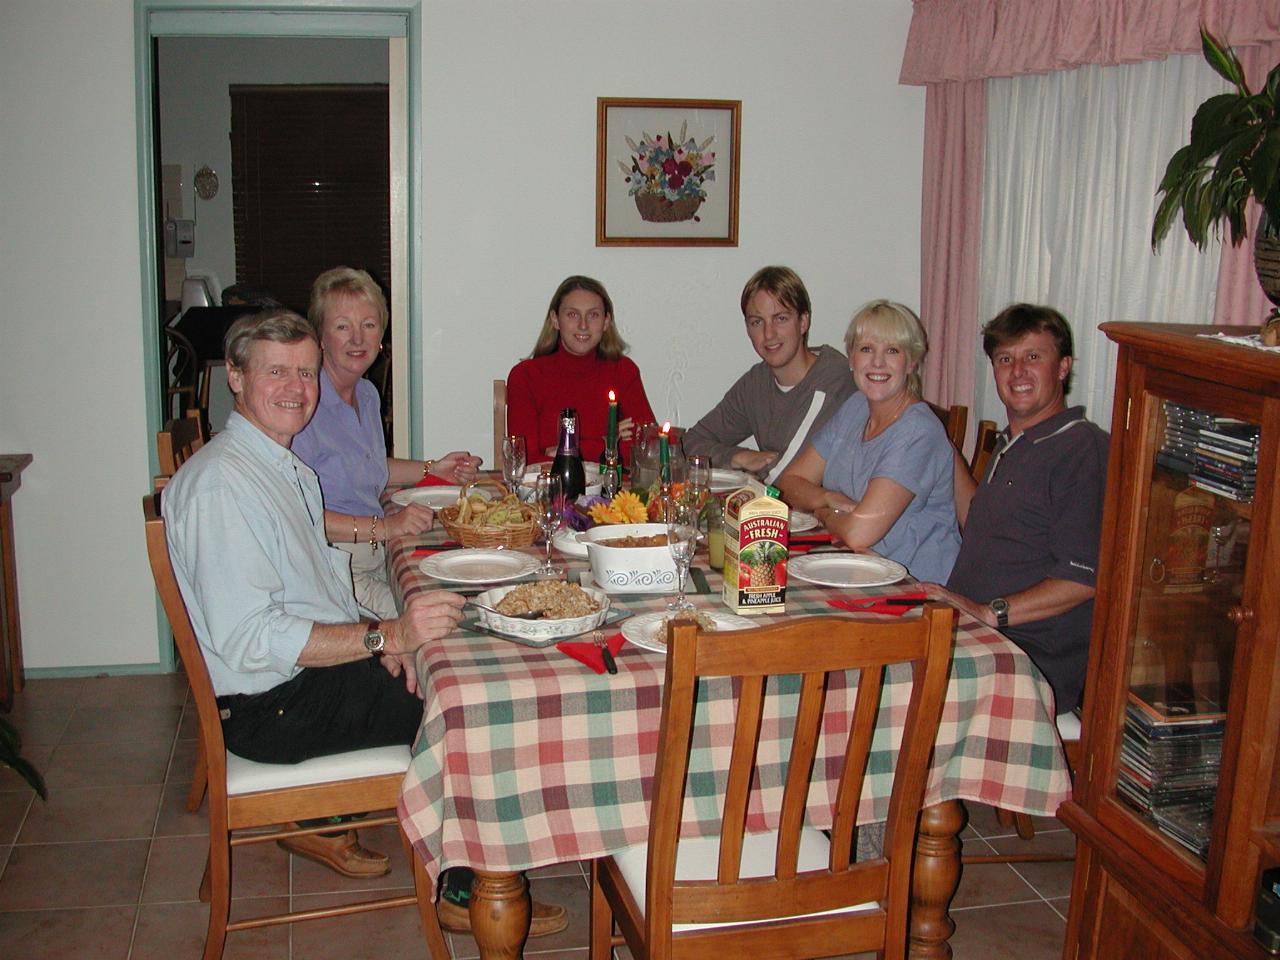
{"left": 438, "top": 478, "right": 540, "bottom": 549}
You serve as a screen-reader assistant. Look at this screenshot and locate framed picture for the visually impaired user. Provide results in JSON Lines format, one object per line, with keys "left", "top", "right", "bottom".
{"left": 596, "top": 97, "right": 741, "bottom": 247}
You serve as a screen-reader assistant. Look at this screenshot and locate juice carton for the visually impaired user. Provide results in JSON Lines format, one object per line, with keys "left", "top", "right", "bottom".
{"left": 721, "top": 481, "right": 789, "bottom": 614}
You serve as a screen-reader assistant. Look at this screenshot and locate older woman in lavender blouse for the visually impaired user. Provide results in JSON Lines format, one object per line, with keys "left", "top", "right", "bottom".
{"left": 292, "top": 267, "right": 480, "bottom": 617}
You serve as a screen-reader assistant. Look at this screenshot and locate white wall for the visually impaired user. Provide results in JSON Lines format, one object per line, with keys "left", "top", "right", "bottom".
{"left": 0, "top": 0, "right": 922, "bottom": 671}
{"left": 418, "top": 0, "right": 923, "bottom": 454}
{"left": 1, "top": 0, "right": 156, "bottom": 669}
{"left": 158, "top": 36, "right": 389, "bottom": 297}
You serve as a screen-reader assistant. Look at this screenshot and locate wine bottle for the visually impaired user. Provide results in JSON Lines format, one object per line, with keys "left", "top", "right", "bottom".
{"left": 551, "top": 407, "right": 586, "bottom": 501}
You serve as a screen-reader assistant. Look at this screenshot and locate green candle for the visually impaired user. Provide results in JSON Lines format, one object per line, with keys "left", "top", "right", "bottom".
{"left": 659, "top": 421, "right": 671, "bottom": 483}
{"left": 607, "top": 389, "right": 618, "bottom": 448}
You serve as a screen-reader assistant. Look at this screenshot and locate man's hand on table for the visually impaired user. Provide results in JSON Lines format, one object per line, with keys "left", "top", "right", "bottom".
{"left": 920, "top": 583, "right": 994, "bottom": 626}
{"left": 385, "top": 502, "right": 434, "bottom": 538}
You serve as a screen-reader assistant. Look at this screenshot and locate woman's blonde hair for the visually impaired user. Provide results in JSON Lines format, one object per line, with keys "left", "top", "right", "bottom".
{"left": 844, "top": 299, "right": 928, "bottom": 398}
{"left": 531, "top": 275, "right": 628, "bottom": 361}
{"left": 307, "top": 266, "right": 388, "bottom": 338}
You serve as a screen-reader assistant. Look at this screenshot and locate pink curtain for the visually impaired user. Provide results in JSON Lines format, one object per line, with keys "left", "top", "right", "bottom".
{"left": 903, "top": 0, "right": 1280, "bottom": 419}
{"left": 901, "top": 0, "right": 1280, "bottom": 84}
{"left": 919, "top": 80, "right": 985, "bottom": 420}
{"left": 1212, "top": 40, "right": 1280, "bottom": 326}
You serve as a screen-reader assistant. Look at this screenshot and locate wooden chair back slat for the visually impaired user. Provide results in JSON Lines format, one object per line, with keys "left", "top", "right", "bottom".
{"left": 718, "top": 674, "right": 764, "bottom": 884}
{"left": 969, "top": 419, "right": 1000, "bottom": 483}
{"left": 493, "top": 379, "right": 507, "bottom": 468}
{"left": 156, "top": 412, "right": 206, "bottom": 478}
{"left": 928, "top": 402, "right": 968, "bottom": 450}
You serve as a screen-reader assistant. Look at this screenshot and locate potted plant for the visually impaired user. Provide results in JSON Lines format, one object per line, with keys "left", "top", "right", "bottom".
{"left": 0, "top": 714, "right": 46, "bottom": 799}
{"left": 1152, "top": 27, "right": 1280, "bottom": 331}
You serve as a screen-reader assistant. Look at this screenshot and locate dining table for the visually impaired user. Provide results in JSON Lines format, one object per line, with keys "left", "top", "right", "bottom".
{"left": 389, "top": 509, "right": 1072, "bottom": 960}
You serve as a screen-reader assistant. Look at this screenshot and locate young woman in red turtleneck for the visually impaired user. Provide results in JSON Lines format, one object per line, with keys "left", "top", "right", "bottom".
{"left": 506, "top": 275, "right": 656, "bottom": 464}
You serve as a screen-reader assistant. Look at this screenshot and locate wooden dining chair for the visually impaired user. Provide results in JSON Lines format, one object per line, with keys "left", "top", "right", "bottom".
{"left": 589, "top": 606, "right": 956, "bottom": 960}
{"left": 969, "top": 419, "right": 1000, "bottom": 483}
{"left": 928, "top": 402, "right": 968, "bottom": 450}
{"left": 142, "top": 493, "right": 449, "bottom": 960}
{"left": 493, "top": 379, "right": 507, "bottom": 468}
{"left": 156, "top": 411, "right": 206, "bottom": 480}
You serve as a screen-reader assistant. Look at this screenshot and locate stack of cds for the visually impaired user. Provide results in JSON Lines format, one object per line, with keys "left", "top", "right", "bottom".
{"left": 1158, "top": 402, "right": 1259, "bottom": 502}
{"left": 1116, "top": 682, "right": 1226, "bottom": 861}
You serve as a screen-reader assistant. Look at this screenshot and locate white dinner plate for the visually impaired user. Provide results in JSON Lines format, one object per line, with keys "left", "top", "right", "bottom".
{"left": 787, "top": 553, "right": 908, "bottom": 589}
{"left": 553, "top": 526, "right": 589, "bottom": 559}
{"left": 418, "top": 549, "right": 540, "bottom": 584}
{"left": 622, "top": 610, "right": 756, "bottom": 653}
{"left": 390, "top": 486, "right": 467, "bottom": 510}
{"left": 710, "top": 468, "right": 751, "bottom": 493}
{"left": 790, "top": 510, "right": 819, "bottom": 533}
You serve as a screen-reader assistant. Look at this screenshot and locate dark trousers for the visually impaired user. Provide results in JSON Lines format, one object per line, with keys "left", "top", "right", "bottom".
{"left": 218, "top": 658, "right": 423, "bottom": 765}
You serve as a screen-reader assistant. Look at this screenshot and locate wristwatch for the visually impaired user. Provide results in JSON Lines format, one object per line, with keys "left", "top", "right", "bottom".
{"left": 989, "top": 598, "right": 1010, "bottom": 629}
{"left": 363, "top": 620, "right": 386, "bottom": 657}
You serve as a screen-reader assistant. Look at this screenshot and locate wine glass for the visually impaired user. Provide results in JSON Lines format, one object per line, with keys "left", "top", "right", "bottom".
{"left": 601, "top": 441, "right": 621, "bottom": 499}
{"left": 685, "top": 454, "right": 711, "bottom": 510}
{"left": 502, "top": 435, "right": 527, "bottom": 492}
{"left": 666, "top": 500, "right": 699, "bottom": 610}
{"left": 534, "top": 474, "right": 562, "bottom": 576}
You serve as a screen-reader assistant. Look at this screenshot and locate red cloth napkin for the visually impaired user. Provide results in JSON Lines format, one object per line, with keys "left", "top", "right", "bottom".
{"left": 414, "top": 473, "right": 455, "bottom": 487}
{"left": 789, "top": 532, "right": 836, "bottom": 554}
{"left": 557, "top": 632, "right": 626, "bottom": 674}
{"left": 827, "top": 590, "right": 928, "bottom": 617}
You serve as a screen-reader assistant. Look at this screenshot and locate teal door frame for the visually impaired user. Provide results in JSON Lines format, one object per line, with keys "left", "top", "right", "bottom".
{"left": 134, "top": 0, "right": 424, "bottom": 670}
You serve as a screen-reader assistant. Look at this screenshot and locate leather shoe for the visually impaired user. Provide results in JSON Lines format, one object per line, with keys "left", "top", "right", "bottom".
{"left": 437, "top": 895, "right": 568, "bottom": 938}
{"left": 277, "top": 826, "right": 390, "bottom": 879}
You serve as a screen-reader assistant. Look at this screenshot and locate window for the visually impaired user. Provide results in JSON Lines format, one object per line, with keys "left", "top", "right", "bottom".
{"left": 230, "top": 84, "right": 390, "bottom": 313}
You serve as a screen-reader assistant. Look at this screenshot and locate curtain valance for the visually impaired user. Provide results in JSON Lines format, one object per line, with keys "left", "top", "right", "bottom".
{"left": 900, "top": 0, "right": 1280, "bottom": 84}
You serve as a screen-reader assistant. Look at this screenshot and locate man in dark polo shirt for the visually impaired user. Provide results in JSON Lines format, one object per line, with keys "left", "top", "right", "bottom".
{"left": 927, "top": 303, "right": 1108, "bottom": 715}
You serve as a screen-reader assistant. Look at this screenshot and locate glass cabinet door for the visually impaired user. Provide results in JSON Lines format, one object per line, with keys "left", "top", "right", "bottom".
{"left": 1117, "top": 399, "right": 1257, "bottom": 862}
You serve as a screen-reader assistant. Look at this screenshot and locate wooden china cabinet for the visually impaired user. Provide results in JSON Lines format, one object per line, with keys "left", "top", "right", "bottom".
{"left": 1061, "top": 324, "right": 1280, "bottom": 960}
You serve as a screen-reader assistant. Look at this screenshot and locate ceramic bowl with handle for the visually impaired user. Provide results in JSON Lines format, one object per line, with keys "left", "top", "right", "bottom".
{"left": 580, "top": 523, "right": 679, "bottom": 594}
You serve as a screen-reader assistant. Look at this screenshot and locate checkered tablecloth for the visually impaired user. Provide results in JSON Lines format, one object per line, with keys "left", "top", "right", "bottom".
{"left": 390, "top": 531, "right": 1072, "bottom": 887}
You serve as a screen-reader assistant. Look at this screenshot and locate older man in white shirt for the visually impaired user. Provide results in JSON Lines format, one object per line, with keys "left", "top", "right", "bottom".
{"left": 164, "top": 309, "right": 566, "bottom": 935}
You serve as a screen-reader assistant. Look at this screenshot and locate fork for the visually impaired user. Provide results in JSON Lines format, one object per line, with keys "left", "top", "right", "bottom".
{"left": 592, "top": 629, "right": 618, "bottom": 674}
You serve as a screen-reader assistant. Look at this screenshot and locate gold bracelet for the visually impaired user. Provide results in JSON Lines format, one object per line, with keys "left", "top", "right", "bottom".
{"left": 352, "top": 519, "right": 358, "bottom": 544}
{"left": 369, "top": 515, "right": 380, "bottom": 553}
{"left": 422, "top": 459, "right": 436, "bottom": 479}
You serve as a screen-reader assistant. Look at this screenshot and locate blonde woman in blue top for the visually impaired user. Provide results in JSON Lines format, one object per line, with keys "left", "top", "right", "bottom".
{"left": 777, "top": 300, "right": 965, "bottom": 583}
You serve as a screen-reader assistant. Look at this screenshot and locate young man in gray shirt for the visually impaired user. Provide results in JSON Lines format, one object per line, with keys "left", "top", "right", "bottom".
{"left": 684, "top": 266, "right": 856, "bottom": 483}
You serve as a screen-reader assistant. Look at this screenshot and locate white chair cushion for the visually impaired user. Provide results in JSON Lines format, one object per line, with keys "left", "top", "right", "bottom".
{"left": 1056, "top": 711, "right": 1081, "bottom": 742}
{"left": 614, "top": 828, "right": 876, "bottom": 933}
{"left": 225, "top": 744, "right": 411, "bottom": 796}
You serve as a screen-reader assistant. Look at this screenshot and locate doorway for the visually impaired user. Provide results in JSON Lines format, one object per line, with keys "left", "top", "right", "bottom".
{"left": 135, "top": 1, "right": 422, "bottom": 668}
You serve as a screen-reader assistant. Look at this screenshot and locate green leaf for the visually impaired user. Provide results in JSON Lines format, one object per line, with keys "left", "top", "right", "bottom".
{"left": 1188, "top": 94, "right": 1252, "bottom": 159}
{"left": 1200, "top": 27, "right": 1248, "bottom": 94}
{"left": 1248, "top": 127, "right": 1280, "bottom": 203}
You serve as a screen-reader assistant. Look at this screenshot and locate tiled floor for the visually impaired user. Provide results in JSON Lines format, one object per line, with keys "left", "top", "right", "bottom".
{"left": 0, "top": 675, "right": 1075, "bottom": 958}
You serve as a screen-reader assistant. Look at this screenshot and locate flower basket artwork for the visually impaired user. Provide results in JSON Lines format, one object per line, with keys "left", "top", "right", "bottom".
{"left": 596, "top": 98, "right": 740, "bottom": 247}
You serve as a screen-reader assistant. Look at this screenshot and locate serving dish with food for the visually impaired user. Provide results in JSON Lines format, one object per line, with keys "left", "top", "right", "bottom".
{"left": 578, "top": 522, "right": 679, "bottom": 594}
{"left": 471, "top": 581, "right": 611, "bottom": 645}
